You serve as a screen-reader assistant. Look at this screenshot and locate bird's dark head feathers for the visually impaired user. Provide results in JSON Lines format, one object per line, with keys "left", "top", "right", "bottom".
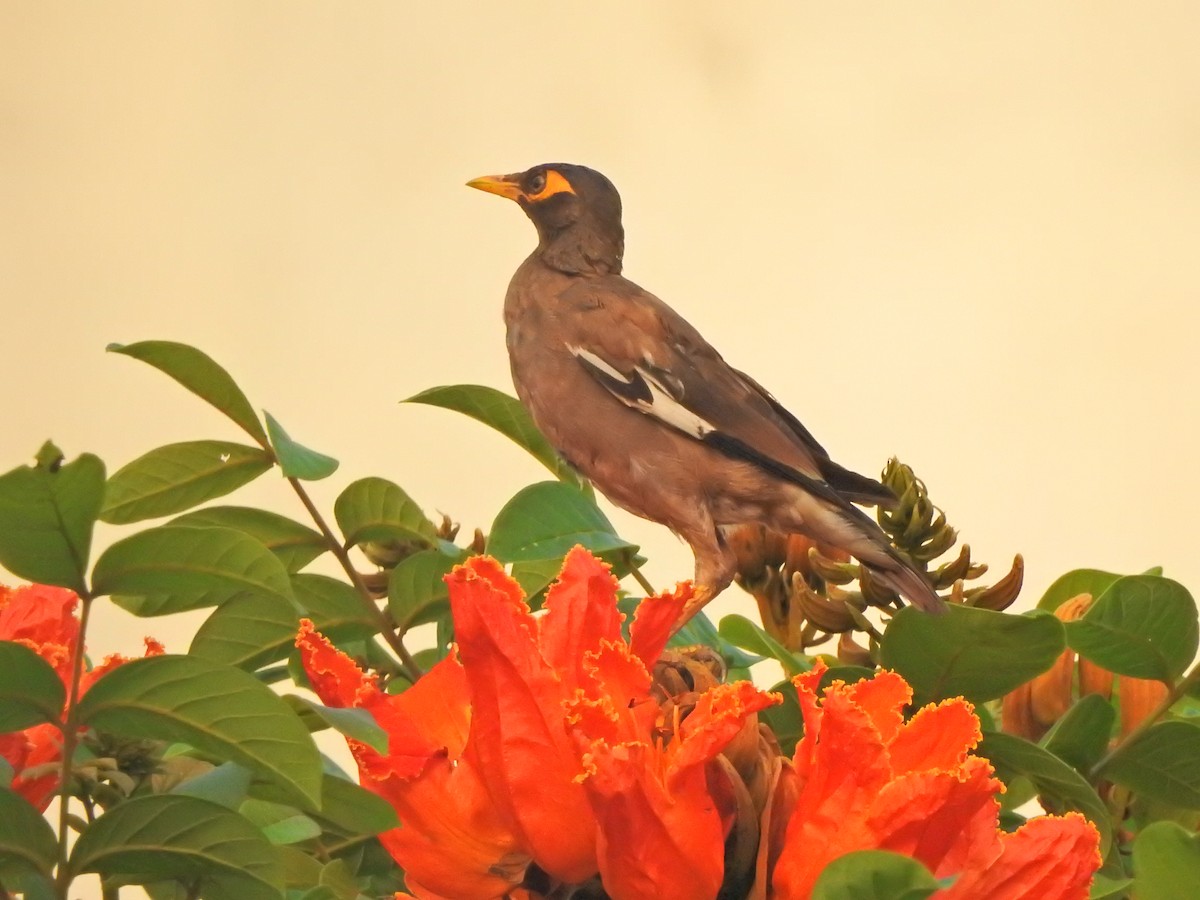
{"left": 468, "top": 163, "right": 625, "bottom": 275}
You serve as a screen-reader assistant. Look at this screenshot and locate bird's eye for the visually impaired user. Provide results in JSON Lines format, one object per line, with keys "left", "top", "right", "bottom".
{"left": 526, "top": 172, "right": 547, "bottom": 195}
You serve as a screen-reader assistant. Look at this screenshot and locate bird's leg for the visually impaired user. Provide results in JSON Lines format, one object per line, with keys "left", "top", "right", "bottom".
{"left": 671, "top": 525, "right": 735, "bottom": 635}
{"left": 671, "top": 583, "right": 719, "bottom": 635}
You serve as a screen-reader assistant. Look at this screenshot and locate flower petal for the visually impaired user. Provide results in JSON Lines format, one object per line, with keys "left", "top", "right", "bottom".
{"left": 869, "top": 757, "right": 1002, "bottom": 877}
{"left": 938, "top": 812, "right": 1101, "bottom": 900}
{"left": 0, "top": 584, "right": 79, "bottom": 681}
{"left": 888, "top": 699, "right": 982, "bottom": 776}
{"left": 448, "top": 556, "right": 599, "bottom": 882}
{"left": 629, "top": 581, "right": 692, "bottom": 669}
{"left": 580, "top": 740, "right": 725, "bottom": 900}
{"left": 672, "top": 681, "right": 780, "bottom": 777}
{"left": 538, "top": 546, "right": 624, "bottom": 694}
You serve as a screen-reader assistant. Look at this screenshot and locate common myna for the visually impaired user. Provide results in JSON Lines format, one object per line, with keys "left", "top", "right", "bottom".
{"left": 468, "top": 163, "right": 944, "bottom": 621}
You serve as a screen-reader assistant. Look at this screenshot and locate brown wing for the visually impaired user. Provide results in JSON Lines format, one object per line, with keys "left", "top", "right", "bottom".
{"left": 558, "top": 275, "right": 895, "bottom": 507}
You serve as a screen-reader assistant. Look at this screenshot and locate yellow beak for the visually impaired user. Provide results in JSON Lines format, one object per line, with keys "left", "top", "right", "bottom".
{"left": 466, "top": 174, "right": 524, "bottom": 201}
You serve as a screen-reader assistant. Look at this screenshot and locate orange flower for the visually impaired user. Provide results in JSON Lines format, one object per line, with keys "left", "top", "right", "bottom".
{"left": 296, "top": 622, "right": 527, "bottom": 899}
{"left": 771, "top": 664, "right": 1101, "bottom": 899}
{"left": 0, "top": 583, "right": 162, "bottom": 809}
{"left": 301, "top": 546, "right": 780, "bottom": 899}
{"left": 1003, "top": 592, "right": 1167, "bottom": 741}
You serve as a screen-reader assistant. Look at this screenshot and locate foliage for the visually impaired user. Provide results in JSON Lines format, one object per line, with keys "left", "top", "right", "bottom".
{"left": 0, "top": 340, "right": 1197, "bottom": 899}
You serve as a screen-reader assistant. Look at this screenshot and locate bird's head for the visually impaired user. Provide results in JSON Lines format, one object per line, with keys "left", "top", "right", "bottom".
{"left": 468, "top": 163, "right": 624, "bottom": 275}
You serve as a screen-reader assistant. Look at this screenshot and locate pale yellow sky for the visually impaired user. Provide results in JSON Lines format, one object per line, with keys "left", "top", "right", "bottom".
{"left": 2, "top": 5, "right": 1199, "bottom": 890}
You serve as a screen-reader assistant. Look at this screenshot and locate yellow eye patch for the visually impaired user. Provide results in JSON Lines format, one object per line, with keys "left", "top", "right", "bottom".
{"left": 525, "top": 169, "right": 576, "bottom": 203}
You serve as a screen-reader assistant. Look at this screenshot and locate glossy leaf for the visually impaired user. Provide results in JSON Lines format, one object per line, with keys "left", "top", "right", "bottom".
{"left": 978, "top": 731, "right": 1111, "bottom": 855}
{"left": 295, "top": 701, "right": 388, "bottom": 754}
{"left": 0, "top": 641, "right": 65, "bottom": 732}
{"left": 1102, "top": 720, "right": 1200, "bottom": 809}
{"left": 811, "top": 849, "right": 940, "bottom": 900}
{"left": 1089, "top": 873, "right": 1134, "bottom": 899}
{"left": 172, "top": 761, "right": 254, "bottom": 810}
{"left": 68, "top": 794, "right": 284, "bottom": 900}
{"left": 387, "top": 548, "right": 460, "bottom": 632}
{"left": 250, "top": 772, "right": 399, "bottom": 838}
{"left": 0, "top": 786, "right": 59, "bottom": 878}
{"left": 239, "top": 799, "right": 322, "bottom": 846}
{"left": 718, "top": 614, "right": 809, "bottom": 678}
{"left": 290, "top": 573, "right": 377, "bottom": 636}
{"left": 1041, "top": 693, "right": 1116, "bottom": 775}
{"left": 1037, "top": 568, "right": 1122, "bottom": 612}
{"left": 170, "top": 506, "right": 326, "bottom": 572}
{"left": 1066, "top": 575, "right": 1198, "bottom": 682}
{"left": 263, "top": 411, "right": 339, "bottom": 481}
{"left": 0, "top": 443, "right": 104, "bottom": 592}
{"left": 672, "top": 609, "right": 761, "bottom": 669}
{"left": 108, "top": 341, "right": 269, "bottom": 446}
{"left": 333, "top": 477, "right": 436, "bottom": 549}
{"left": 92, "top": 525, "right": 295, "bottom": 611}
{"left": 101, "top": 440, "right": 273, "bottom": 524}
{"left": 190, "top": 576, "right": 374, "bottom": 672}
{"left": 404, "top": 384, "right": 590, "bottom": 494}
{"left": 487, "top": 480, "right": 636, "bottom": 562}
{"left": 761, "top": 680, "right": 803, "bottom": 757}
{"left": 881, "top": 606, "right": 1064, "bottom": 704}
{"left": 75, "top": 654, "right": 322, "bottom": 807}
{"left": 311, "top": 774, "right": 398, "bottom": 836}
{"left": 1132, "top": 821, "right": 1200, "bottom": 900}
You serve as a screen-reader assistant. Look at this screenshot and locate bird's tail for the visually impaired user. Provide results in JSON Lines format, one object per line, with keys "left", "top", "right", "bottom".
{"left": 867, "top": 551, "right": 946, "bottom": 615}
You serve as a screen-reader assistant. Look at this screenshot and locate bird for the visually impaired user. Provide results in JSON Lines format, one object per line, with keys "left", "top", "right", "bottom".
{"left": 467, "top": 163, "right": 944, "bottom": 623}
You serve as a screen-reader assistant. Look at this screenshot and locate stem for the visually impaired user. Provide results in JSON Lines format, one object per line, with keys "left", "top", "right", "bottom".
{"left": 623, "top": 550, "right": 657, "bottom": 596}
{"left": 1090, "top": 661, "right": 1200, "bottom": 780}
{"left": 54, "top": 590, "right": 95, "bottom": 898}
{"left": 285, "top": 477, "right": 423, "bottom": 682}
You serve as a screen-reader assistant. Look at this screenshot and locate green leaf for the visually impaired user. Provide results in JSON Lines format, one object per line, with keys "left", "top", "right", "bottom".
{"left": 0, "top": 443, "right": 105, "bottom": 592}
{"left": 248, "top": 772, "right": 398, "bottom": 839}
{"left": 101, "top": 441, "right": 273, "bottom": 524}
{"left": 0, "top": 641, "right": 65, "bottom": 732}
{"left": 172, "top": 761, "right": 253, "bottom": 809}
{"left": 190, "top": 576, "right": 374, "bottom": 672}
{"left": 239, "top": 799, "right": 322, "bottom": 846}
{"left": 810, "top": 849, "right": 940, "bottom": 900}
{"left": 404, "top": 384, "right": 590, "bottom": 494}
{"left": 1089, "top": 873, "right": 1134, "bottom": 900}
{"left": 1041, "top": 693, "right": 1117, "bottom": 775}
{"left": 333, "top": 477, "right": 436, "bottom": 549}
{"left": 170, "top": 506, "right": 326, "bottom": 572}
{"left": 1038, "top": 568, "right": 1122, "bottom": 612}
{"left": 1132, "top": 821, "right": 1200, "bottom": 900}
{"left": 0, "top": 786, "right": 59, "bottom": 879}
{"left": 297, "top": 701, "right": 389, "bottom": 754}
{"left": 68, "top": 794, "right": 284, "bottom": 900}
{"left": 718, "top": 614, "right": 809, "bottom": 678}
{"left": 291, "top": 573, "right": 378, "bottom": 637}
{"left": 1066, "top": 575, "right": 1198, "bottom": 682}
{"left": 263, "top": 412, "right": 339, "bottom": 481}
{"left": 311, "top": 775, "right": 398, "bottom": 837}
{"left": 671, "top": 609, "right": 761, "bottom": 670}
{"left": 487, "top": 481, "right": 636, "bottom": 562}
{"left": 510, "top": 556, "right": 565, "bottom": 604}
{"left": 760, "top": 680, "right": 803, "bottom": 757}
{"left": 387, "top": 548, "right": 460, "bottom": 632}
{"left": 75, "top": 654, "right": 322, "bottom": 808}
{"left": 92, "top": 525, "right": 295, "bottom": 613}
{"left": 881, "top": 606, "right": 1064, "bottom": 704}
{"left": 978, "top": 731, "right": 1112, "bottom": 855}
{"left": 108, "top": 341, "right": 269, "bottom": 446}
{"left": 1102, "top": 720, "right": 1200, "bottom": 809}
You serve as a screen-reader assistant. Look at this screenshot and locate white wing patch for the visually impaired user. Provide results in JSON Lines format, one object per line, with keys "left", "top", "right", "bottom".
{"left": 568, "top": 345, "right": 716, "bottom": 440}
